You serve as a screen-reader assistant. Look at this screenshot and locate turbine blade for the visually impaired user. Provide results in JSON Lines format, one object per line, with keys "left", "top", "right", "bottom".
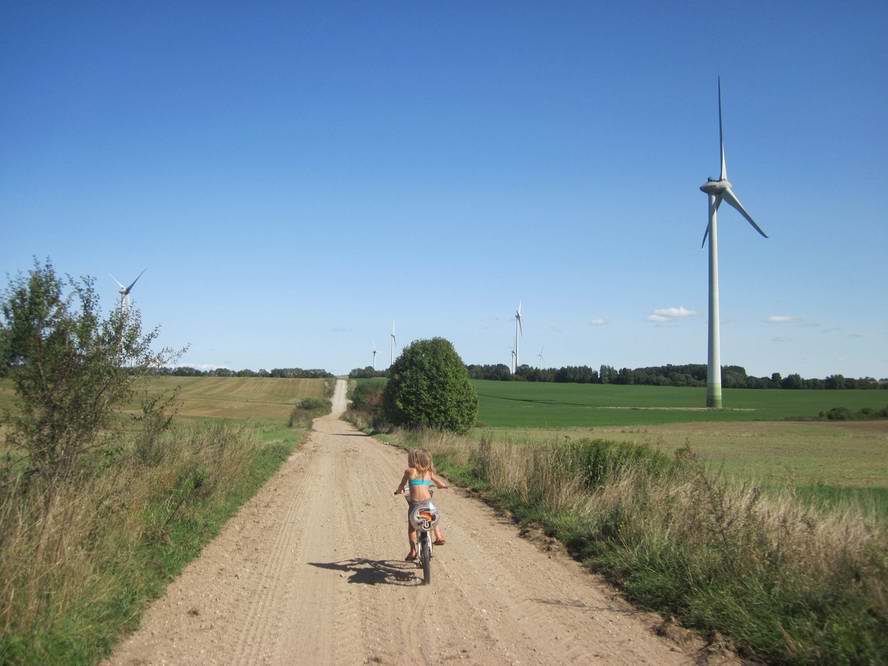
{"left": 722, "top": 188, "right": 768, "bottom": 238}
{"left": 701, "top": 194, "right": 723, "bottom": 247}
{"left": 125, "top": 268, "right": 147, "bottom": 293}
{"left": 109, "top": 273, "right": 125, "bottom": 289}
{"left": 718, "top": 76, "right": 727, "bottom": 181}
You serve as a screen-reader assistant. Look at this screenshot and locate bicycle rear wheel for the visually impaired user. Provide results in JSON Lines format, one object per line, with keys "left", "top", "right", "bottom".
{"left": 420, "top": 534, "right": 431, "bottom": 585}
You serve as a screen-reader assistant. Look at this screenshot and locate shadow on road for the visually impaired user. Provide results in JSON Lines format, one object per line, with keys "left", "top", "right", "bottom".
{"left": 308, "top": 558, "right": 421, "bottom": 586}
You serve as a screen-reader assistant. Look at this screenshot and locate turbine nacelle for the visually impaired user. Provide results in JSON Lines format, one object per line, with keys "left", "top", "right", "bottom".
{"left": 700, "top": 179, "right": 732, "bottom": 196}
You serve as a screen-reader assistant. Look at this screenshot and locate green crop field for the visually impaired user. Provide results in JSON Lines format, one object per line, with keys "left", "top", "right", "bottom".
{"left": 468, "top": 381, "right": 888, "bottom": 514}
{"left": 355, "top": 377, "right": 888, "bottom": 515}
{"left": 472, "top": 379, "right": 888, "bottom": 427}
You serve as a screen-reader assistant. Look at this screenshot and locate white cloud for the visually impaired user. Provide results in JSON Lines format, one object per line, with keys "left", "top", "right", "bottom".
{"left": 653, "top": 306, "right": 697, "bottom": 318}
{"left": 767, "top": 315, "right": 799, "bottom": 323}
{"left": 647, "top": 306, "right": 696, "bottom": 323}
{"left": 589, "top": 318, "right": 608, "bottom": 326}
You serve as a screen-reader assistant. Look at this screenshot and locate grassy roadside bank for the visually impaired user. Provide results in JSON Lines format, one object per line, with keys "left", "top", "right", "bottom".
{"left": 0, "top": 421, "right": 307, "bottom": 665}
{"left": 351, "top": 410, "right": 888, "bottom": 664}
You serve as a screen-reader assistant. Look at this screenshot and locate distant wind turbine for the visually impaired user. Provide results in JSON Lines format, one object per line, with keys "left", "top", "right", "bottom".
{"left": 512, "top": 302, "right": 523, "bottom": 373}
{"left": 390, "top": 321, "right": 396, "bottom": 367}
{"left": 110, "top": 269, "right": 146, "bottom": 312}
{"left": 538, "top": 347, "right": 544, "bottom": 368}
{"left": 372, "top": 341, "right": 377, "bottom": 370}
{"left": 699, "top": 78, "right": 767, "bottom": 408}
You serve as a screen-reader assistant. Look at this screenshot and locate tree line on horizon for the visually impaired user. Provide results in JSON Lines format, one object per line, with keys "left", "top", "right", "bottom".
{"left": 146, "top": 367, "right": 334, "bottom": 379}
{"left": 351, "top": 362, "right": 886, "bottom": 389}
{"left": 464, "top": 363, "right": 887, "bottom": 389}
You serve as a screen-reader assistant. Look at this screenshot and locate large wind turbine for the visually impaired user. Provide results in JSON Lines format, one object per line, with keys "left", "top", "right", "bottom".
{"left": 390, "top": 321, "right": 396, "bottom": 367}
{"left": 371, "top": 341, "right": 377, "bottom": 370}
{"left": 699, "top": 78, "right": 767, "bottom": 408}
{"left": 110, "top": 269, "right": 146, "bottom": 312}
{"left": 537, "top": 347, "right": 544, "bottom": 368}
{"left": 512, "top": 302, "right": 523, "bottom": 373}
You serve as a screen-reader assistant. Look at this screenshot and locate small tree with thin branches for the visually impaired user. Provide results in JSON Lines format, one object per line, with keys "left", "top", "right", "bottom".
{"left": 1, "top": 258, "right": 174, "bottom": 484}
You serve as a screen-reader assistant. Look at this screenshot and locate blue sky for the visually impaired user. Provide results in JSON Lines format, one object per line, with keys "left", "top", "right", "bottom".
{"left": 2, "top": 2, "right": 886, "bottom": 377}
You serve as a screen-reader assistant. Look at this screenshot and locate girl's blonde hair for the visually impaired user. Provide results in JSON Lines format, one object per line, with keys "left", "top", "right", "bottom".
{"left": 411, "top": 448, "right": 433, "bottom": 473}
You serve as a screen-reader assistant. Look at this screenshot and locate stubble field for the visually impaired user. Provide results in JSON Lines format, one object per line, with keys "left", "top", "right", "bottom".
{"left": 1, "top": 376, "right": 332, "bottom": 423}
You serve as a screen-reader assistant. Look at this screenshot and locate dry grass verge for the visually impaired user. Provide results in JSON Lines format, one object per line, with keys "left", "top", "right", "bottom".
{"left": 0, "top": 421, "right": 303, "bottom": 665}
{"left": 393, "top": 429, "right": 888, "bottom": 665}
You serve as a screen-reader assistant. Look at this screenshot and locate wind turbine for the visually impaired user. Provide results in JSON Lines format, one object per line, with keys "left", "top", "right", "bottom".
{"left": 110, "top": 269, "right": 146, "bottom": 312}
{"left": 699, "top": 78, "right": 767, "bottom": 408}
{"left": 371, "top": 341, "right": 377, "bottom": 370}
{"left": 390, "top": 321, "right": 396, "bottom": 367}
{"left": 513, "top": 302, "right": 523, "bottom": 373}
{"left": 537, "top": 347, "right": 544, "bottom": 368}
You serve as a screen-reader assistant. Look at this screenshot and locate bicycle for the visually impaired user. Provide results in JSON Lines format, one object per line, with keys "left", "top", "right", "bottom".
{"left": 408, "top": 500, "right": 440, "bottom": 585}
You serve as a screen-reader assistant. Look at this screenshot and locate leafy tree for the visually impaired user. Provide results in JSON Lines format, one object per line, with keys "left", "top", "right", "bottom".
{"left": 349, "top": 366, "right": 388, "bottom": 379}
{"left": 1, "top": 259, "right": 172, "bottom": 480}
{"left": 465, "top": 363, "right": 512, "bottom": 381}
{"left": 383, "top": 338, "right": 478, "bottom": 433}
{"left": 782, "top": 373, "right": 803, "bottom": 389}
{"left": 599, "top": 364, "right": 617, "bottom": 384}
{"left": 825, "top": 374, "right": 846, "bottom": 390}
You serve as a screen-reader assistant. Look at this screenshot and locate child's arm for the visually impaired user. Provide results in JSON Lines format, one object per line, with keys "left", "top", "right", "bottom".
{"left": 430, "top": 472, "right": 449, "bottom": 489}
{"left": 394, "top": 469, "right": 410, "bottom": 495}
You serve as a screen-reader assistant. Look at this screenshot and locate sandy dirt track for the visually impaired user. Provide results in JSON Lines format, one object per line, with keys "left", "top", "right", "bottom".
{"left": 107, "top": 380, "right": 702, "bottom": 665}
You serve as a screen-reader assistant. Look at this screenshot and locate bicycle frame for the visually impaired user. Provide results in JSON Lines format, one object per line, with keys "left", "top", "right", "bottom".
{"left": 409, "top": 501, "right": 439, "bottom": 585}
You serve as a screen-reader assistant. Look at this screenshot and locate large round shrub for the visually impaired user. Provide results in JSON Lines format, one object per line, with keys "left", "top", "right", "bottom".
{"left": 383, "top": 338, "right": 478, "bottom": 433}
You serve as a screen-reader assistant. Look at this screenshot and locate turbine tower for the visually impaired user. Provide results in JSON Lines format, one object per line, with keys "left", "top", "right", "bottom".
{"left": 390, "top": 321, "right": 396, "bottom": 367}
{"left": 538, "top": 347, "right": 544, "bottom": 368}
{"left": 372, "top": 341, "right": 377, "bottom": 370}
{"left": 110, "top": 269, "right": 146, "bottom": 312}
{"left": 699, "top": 78, "right": 767, "bottom": 408}
{"left": 512, "top": 302, "right": 523, "bottom": 374}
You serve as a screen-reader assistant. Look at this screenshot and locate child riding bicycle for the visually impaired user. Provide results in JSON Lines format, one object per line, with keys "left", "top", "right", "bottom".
{"left": 393, "top": 448, "right": 448, "bottom": 560}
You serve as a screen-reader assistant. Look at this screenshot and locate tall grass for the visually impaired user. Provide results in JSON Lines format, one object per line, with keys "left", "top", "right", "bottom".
{"left": 0, "top": 421, "right": 300, "bottom": 665}
{"left": 288, "top": 397, "right": 332, "bottom": 428}
{"left": 399, "top": 430, "right": 888, "bottom": 664}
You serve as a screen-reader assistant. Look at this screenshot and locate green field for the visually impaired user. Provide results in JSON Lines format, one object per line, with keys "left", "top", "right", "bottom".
{"left": 355, "top": 377, "right": 888, "bottom": 514}
{"left": 472, "top": 379, "right": 888, "bottom": 427}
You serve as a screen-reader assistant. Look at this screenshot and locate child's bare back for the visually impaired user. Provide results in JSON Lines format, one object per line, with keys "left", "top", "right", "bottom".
{"left": 394, "top": 448, "right": 448, "bottom": 559}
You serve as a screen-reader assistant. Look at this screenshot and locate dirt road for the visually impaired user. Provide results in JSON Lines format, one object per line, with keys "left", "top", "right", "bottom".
{"left": 107, "top": 380, "right": 696, "bottom": 665}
